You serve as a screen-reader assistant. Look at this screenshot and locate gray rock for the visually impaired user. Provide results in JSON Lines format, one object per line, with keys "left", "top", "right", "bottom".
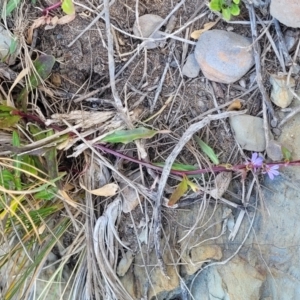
{"left": 182, "top": 53, "right": 200, "bottom": 78}
{"left": 270, "top": 0, "right": 300, "bottom": 28}
{"left": 266, "top": 139, "right": 283, "bottom": 161}
{"left": 230, "top": 115, "right": 266, "bottom": 151}
{"left": 133, "top": 14, "right": 164, "bottom": 49}
{"left": 284, "top": 30, "right": 299, "bottom": 52}
{"left": 194, "top": 30, "right": 254, "bottom": 84}
{"left": 270, "top": 74, "right": 295, "bottom": 108}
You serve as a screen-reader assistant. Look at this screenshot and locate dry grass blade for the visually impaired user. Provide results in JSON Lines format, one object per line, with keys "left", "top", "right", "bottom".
{"left": 93, "top": 199, "right": 133, "bottom": 300}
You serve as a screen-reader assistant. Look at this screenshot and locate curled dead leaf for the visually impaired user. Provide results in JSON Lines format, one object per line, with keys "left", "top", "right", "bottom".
{"left": 227, "top": 99, "right": 242, "bottom": 111}
{"left": 80, "top": 182, "right": 119, "bottom": 196}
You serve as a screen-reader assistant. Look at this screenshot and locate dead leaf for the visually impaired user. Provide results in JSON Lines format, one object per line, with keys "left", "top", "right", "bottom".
{"left": 80, "top": 183, "right": 119, "bottom": 196}
{"left": 51, "top": 110, "right": 114, "bottom": 128}
{"left": 57, "top": 13, "right": 76, "bottom": 25}
{"left": 59, "top": 190, "right": 78, "bottom": 208}
{"left": 209, "top": 172, "right": 232, "bottom": 199}
{"left": 168, "top": 175, "right": 188, "bottom": 206}
{"left": 27, "top": 16, "right": 48, "bottom": 44}
{"left": 190, "top": 21, "right": 218, "bottom": 40}
{"left": 51, "top": 73, "right": 61, "bottom": 87}
{"left": 227, "top": 99, "right": 242, "bottom": 111}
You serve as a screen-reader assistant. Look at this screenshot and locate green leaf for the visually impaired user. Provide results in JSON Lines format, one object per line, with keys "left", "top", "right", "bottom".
{"left": 282, "top": 146, "right": 292, "bottom": 162}
{"left": 230, "top": 4, "right": 240, "bottom": 16}
{"left": 0, "top": 104, "right": 14, "bottom": 112}
{"left": 195, "top": 136, "right": 220, "bottom": 165}
{"left": 0, "top": 115, "right": 21, "bottom": 129}
{"left": 17, "top": 55, "right": 56, "bottom": 110}
{"left": 61, "top": 0, "right": 75, "bottom": 14}
{"left": 154, "top": 162, "right": 197, "bottom": 171}
{"left": 222, "top": 7, "right": 231, "bottom": 20}
{"left": 21, "top": 155, "right": 38, "bottom": 176}
{"left": 168, "top": 175, "right": 188, "bottom": 206}
{"left": 34, "top": 187, "right": 57, "bottom": 200}
{"left": 101, "top": 127, "right": 159, "bottom": 144}
{"left": 12, "top": 131, "right": 22, "bottom": 190}
{"left": 3, "top": 0, "right": 21, "bottom": 16}
{"left": 233, "top": 0, "right": 240, "bottom": 4}
{"left": 0, "top": 169, "right": 15, "bottom": 189}
{"left": 209, "top": 0, "right": 222, "bottom": 11}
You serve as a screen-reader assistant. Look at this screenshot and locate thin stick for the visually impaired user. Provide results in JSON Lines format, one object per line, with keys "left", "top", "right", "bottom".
{"left": 103, "top": 0, "right": 123, "bottom": 111}
{"left": 247, "top": 3, "right": 277, "bottom": 127}
{"left": 150, "top": 43, "right": 174, "bottom": 113}
{"left": 273, "top": 18, "right": 293, "bottom": 67}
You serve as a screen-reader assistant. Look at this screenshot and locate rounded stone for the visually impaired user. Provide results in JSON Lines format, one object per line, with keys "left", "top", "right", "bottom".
{"left": 133, "top": 14, "right": 164, "bottom": 49}
{"left": 182, "top": 53, "right": 200, "bottom": 78}
{"left": 230, "top": 115, "right": 266, "bottom": 151}
{"left": 270, "top": 0, "right": 300, "bottom": 28}
{"left": 194, "top": 30, "right": 254, "bottom": 84}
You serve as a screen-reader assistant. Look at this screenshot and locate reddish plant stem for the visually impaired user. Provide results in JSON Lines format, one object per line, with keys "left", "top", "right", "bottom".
{"left": 42, "top": 1, "right": 62, "bottom": 16}
{"left": 95, "top": 144, "right": 300, "bottom": 177}
{"left": 12, "top": 110, "right": 64, "bottom": 133}
{"left": 13, "top": 109, "right": 300, "bottom": 176}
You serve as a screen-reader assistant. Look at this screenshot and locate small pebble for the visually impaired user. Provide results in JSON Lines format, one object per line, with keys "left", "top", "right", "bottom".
{"left": 272, "top": 128, "right": 282, "bottom": 136}
{"left": 133, "top": 14, "right": 164, "bottom": 49}
{"left": 266, "top": 140, "right": 283, "bottom": 161}
{"left": 239, "top": 79, "right": 246, "bottom": 88}
{"left": 230, "top": 115, "right": 266, "bottom": 151}
{"left": 182, "top": 53, "right": 200, "bottom": 78}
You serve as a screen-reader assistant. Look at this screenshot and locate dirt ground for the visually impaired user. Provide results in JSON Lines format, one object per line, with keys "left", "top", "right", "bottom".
{"left": 2, "top": 0, "right": 300, "bottom": 299}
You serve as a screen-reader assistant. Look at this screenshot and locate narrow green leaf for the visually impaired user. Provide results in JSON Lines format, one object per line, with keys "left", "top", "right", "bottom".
{"left": 12, "top": 131, "right": 22, "bottom": 190}
{"left": 233, "top": 0, "right": 240, "bottom": 4}
{"left": 61, "top": 0, "right": 75, "bottom": 14}
{"left": 195, "top": 136, "right": 220, "bottom": 165}
{"left": 282, "top": 146, "right": 292, "bottom": 162}
{"left": 230, "top": 4, "right": 240, "bottom": 16}
{"left": 101, "top": 127, "right": 159, "bottom": 144}
{"left": 21, "top": 155, "right": 38, "bottom": 176}
{"left": 222, "top": 7, "right": 231, "bottom": 20}
{"left": 168, "top": 175, "right": 188, "bottom": 206}
{"left": 17, "top": 55, "right": 55, "bottom": 110}
{"left": 34, "top": 187, "right": 57, "bottom": 200}
{"left": 154, "top": 162, "right": 197, "bottom": 171}
{"left": 3, "top": 0, "right": 21, "bottom": 16}
{"left": 0, "top": 169, "right": 15, "bottom": 189}
{"left": 0, "top": 104, "right": 14, "bottom": 112}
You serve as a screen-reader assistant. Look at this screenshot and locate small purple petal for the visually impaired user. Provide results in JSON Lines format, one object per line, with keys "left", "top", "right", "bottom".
{"left": 251, "top": 152, "right": 263, "bottom": 167}
{"left": 265, "top": 165, "right": 280, "bottom": 180}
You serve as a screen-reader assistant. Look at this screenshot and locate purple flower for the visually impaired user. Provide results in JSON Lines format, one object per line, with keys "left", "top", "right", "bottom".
{"left": 246, "top": 152, "right": 263, "bottom": 171}
{"left": 264, "top": 165, "right": 280, "bottom": 180}
{"left": 250, "top": 153, "right": 263, "bottom": 169}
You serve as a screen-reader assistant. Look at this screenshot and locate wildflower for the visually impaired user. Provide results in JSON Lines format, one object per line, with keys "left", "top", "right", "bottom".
{"left": 264, "top": 164, "right": 280, "bottom": 180}
{"left": 246, "top": 152, "right": 263, "bottom": 171}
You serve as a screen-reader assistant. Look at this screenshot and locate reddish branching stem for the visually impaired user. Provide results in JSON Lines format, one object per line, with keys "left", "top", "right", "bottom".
{"left": 94, "top": 144, "right": 300, "bottom": 177}
{"left": 42, "top": 1, "right": 62, "bottom": 16}
{"left": 13, "top": 109, "right": 300, "bottom": 177}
